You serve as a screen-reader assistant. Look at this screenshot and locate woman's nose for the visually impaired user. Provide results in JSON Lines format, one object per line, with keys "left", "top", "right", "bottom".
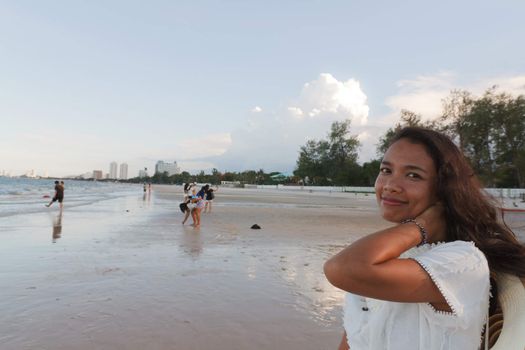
{"left": 383, "top": 177, "right": 402, "bottom": 193}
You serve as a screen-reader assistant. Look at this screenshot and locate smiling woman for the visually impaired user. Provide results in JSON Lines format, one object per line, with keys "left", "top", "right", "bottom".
{"left": 324, "top": 127, "right": 525, "bottom": 350}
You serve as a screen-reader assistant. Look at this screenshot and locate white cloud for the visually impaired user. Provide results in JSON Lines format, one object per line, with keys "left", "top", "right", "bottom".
{"left": 291, "top": 73, "right": 369, "bottom": 125}
{"left": 176, "top": 133, "right": 232, "bottom": 160}
{"left": 251, "top": 106, "right": 262, "bottom": 113}
{"left": 213, "top": 73, "right": 369, "bottom": 172}
{"left": 287, "top": 106, "right": 304, "bottom": 118}
{"left": 369, "top": 72, "right": 525, "bottom": 163}
{"left": 384, "top": 71, "right": 455, "bottom": 123}
{"left": 383, "top": 72, "right": 525, "bottom": 125}
{"left": 477, "top": 75, "right": 525, "bottom": 96}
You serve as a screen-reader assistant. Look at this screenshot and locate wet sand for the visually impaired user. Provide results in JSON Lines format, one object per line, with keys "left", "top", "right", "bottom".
{"left": 0, "top": 186, "right": 389, "bottom": 350}
{"left": 1, "top": 186, "right": 523, "bottom": 350}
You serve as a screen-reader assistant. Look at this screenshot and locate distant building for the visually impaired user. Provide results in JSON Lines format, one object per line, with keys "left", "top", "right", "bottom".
{"left": 119, "top": 163, "right": 128, "bottom": 180}
{"left": 138, "top": 169, "right": 148, "bottom": 178}
{"left": 109, "top": 161, "right": 118, "bottom": 179}
{"left": 155, "top": 161, "right": 180, "bottom": 176}
{"left": 93, "top": 170, "right": 104, "bottom": 180}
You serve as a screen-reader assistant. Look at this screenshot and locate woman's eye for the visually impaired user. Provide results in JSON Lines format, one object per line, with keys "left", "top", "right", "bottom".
{"left": 407, "top": 172, "right": 421, "bottom": 179}
{"left": 379, "top": 168, "right": 390, "bottom": 174}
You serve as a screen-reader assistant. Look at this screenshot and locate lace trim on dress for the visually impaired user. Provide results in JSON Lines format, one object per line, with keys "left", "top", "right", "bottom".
{"left": 412, "top": 257, "right": 457, "bottom": 316}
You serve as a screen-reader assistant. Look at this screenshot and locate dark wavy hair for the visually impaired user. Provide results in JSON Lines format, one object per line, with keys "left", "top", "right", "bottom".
{"left": 390, "top": 127, "right": 525, "bottom": 277}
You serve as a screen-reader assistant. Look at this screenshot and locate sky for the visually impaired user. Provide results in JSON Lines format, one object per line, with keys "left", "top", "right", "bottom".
{"left": 1, "top": 0, "right": 525, "bottom": 178}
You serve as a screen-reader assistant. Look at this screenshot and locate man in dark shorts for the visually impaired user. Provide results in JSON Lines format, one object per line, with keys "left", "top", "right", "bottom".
{"left": 46, "top": 180, "right": 64, "bottom": 209}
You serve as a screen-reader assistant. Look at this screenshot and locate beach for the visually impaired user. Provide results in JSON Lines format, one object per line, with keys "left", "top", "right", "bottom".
{"left": 0, "top": 185, "right": 389, "bottom": 350}
{"left": 1, "top": 184, "right": 524, "bottom": 350}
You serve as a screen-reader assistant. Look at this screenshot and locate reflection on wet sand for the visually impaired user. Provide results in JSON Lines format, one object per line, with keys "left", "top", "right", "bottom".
{"left": 142, "top": 191, "right": 152, "bottom": 205}
{"left": 180, "top": 228, "right": 204, "bottom": 258}
{"left": 52, "top": 212, "right": 63, "bottom": 243}
{"left": 268, "top": 245, "right": 346, "bottom": 324}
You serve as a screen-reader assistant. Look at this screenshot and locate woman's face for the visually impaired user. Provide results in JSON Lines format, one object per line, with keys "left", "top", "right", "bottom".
{"left": 375, "top": 138, "right": 438, "bottom": 223}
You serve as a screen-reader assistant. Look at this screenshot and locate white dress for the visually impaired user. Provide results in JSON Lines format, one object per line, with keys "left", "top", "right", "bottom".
{"left": 343, "top": 241, "right": 490, "bottom": 350}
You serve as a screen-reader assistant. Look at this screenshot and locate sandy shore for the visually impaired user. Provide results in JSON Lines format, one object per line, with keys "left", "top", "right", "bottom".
{"left": 1, "top": 185, "right": 523, "bottom": 350}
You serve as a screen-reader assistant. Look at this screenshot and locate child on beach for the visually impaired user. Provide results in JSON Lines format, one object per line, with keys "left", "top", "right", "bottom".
{"left": 324, "top": 127, "right": 525, "bottom": 350}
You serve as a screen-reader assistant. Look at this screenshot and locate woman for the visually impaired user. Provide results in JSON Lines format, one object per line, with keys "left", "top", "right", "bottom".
{"left": 324, "top": 127, "right": 525, "bottom": 350}
{"left": 191, "top": 193, "right": 205, "bottom": 228}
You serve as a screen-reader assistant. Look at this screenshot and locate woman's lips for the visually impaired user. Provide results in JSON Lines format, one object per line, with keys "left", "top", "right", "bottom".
{"left": 381, "top": 196, "right": 408, "bottom": 206}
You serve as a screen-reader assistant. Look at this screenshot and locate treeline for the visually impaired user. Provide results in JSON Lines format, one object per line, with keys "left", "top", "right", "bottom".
{"left": 126, "top": 168, "right": 296, "bottom": 186}
{"left": 295, "top": 88, "right": 525, "bottom": 188}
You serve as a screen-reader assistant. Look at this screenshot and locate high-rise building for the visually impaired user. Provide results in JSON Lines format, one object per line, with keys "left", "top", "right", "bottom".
{"left": 119, "top": 163, "right": 128, "bottom": 180}
{"left": 109, "top": 161, "right": 118, "bottom": 179}
{"left": 138, "top": 169, "right": 148, "bottom": 178}
{"left": 93, "top": 170, "right": 104, "bottom": 180}
{"left": 155, "top": 161, "right": 181, "bottom": 176}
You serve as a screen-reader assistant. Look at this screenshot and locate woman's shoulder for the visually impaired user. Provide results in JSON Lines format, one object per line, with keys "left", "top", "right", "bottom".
{"left": 414, "top": 240, "right": 488, "bottom": 274}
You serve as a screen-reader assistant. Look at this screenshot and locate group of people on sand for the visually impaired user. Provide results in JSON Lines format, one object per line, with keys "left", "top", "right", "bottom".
{"left": 46, "top": 180, "right": 65, "bottom": 210}
{"left": 180, "top": 183, "right": 217, "bottom": 228}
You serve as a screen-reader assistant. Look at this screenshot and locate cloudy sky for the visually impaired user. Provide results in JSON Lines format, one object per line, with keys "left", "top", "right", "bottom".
{"left": 1, "top": 0, "right": 524, "bottom": 177}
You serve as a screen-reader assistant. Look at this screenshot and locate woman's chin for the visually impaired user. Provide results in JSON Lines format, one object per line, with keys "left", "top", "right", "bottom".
{"left": 380, "top": 209, "right": 408, "bottom": 223}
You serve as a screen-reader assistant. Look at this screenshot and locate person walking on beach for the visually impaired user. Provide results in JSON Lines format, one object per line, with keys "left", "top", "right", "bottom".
{"left": 46, "top": 180, "right": 64, "bottom": 210}
{"left": 324, "top": 127, "right": 525, "bottom": 350}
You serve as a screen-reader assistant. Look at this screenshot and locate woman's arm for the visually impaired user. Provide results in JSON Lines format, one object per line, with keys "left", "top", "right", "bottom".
{"left": 324, "top": 206, "right": 447, "bottom": 304}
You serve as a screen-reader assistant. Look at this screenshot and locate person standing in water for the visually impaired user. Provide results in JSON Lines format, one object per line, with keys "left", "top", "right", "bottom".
{"left": 46, "top": 180, "right": 64, "bottom": 210}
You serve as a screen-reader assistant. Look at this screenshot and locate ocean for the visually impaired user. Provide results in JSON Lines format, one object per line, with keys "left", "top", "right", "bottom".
{"left": 0, "top": 177, "right": 140, "bottom": 217}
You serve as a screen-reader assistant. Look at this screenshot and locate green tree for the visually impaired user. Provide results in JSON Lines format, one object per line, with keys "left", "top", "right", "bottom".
{"left": 294, "top": 139, "right": 329, "bottom": 184}
{"left": 491, "top": 93, "right": 525, "bottom": 187}
{"left": 294, "top": 119, "right": 360, "bottom": 185}
{"left": 361, "top": 159, "right": 381, "bottom": 186}
{"left": 439, "top": 89, "right": 473, "bottom": 149}
{"left": 376, "top": 110, "right": 426, "bottom": 156}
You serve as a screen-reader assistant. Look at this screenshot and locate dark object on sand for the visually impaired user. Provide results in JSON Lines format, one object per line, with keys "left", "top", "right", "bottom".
{"left": 251, "top": 224, "right": 261, "bottom": 229}
{"left": 179, "top": 202, "right": 188, "bottom": 213}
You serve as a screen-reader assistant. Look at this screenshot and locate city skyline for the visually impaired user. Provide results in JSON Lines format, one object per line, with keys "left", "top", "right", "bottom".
{"left": 1, "top": 1, "right": 525, "bottom": 177}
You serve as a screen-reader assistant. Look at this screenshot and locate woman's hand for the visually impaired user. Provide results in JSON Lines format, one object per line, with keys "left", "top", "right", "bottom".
{"left": 415, "top": 202, "right": 447, "bottom": 243}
